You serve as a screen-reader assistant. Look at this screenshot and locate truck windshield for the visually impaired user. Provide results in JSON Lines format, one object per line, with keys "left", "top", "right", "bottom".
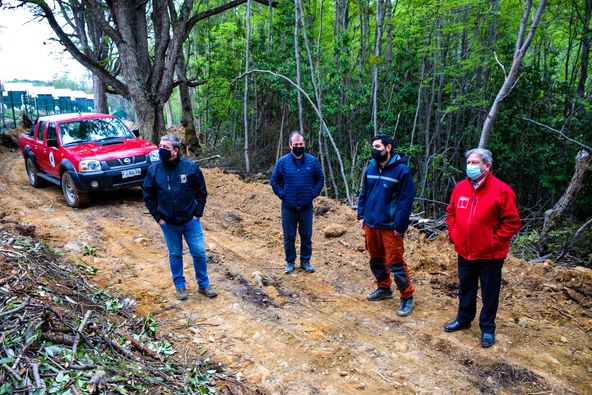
{"left": 60, "top": 118, "right": 135, "bottom": 146}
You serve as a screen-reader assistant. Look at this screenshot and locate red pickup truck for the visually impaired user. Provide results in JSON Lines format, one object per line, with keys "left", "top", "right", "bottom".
{"left": 19, "top": 113, "right": 159, "bottom": 207}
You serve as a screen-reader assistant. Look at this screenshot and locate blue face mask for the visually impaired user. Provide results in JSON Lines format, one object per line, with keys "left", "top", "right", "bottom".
{"left": 466, "top": 164, "right": 483, "bottom": 180}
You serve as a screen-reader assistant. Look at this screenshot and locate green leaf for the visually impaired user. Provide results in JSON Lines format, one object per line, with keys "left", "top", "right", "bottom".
{"left": 0, "top": 357, "right": 15, "bottom": 365}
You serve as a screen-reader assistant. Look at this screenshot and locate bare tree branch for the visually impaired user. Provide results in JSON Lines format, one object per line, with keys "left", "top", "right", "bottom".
{"left": 522, "top": 117, "right": 592, "bottom": 151}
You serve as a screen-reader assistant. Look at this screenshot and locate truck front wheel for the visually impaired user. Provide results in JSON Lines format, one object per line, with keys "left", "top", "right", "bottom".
{"left": 26, "top": 157, "right": 47, "bottom": 188}
{"left": 61, "top": 172, "right": 90, "bottom": 208}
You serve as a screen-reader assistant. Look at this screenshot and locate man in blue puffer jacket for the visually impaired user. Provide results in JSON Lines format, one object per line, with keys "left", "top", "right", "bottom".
{"left": 358, "top": 135, "right": 416, "bottom": 317}
{"left": 270, "top": 131, "right": 325, "bottom": 274}
{"left": 143, "top": 134, "right": 217, "bottom": 301}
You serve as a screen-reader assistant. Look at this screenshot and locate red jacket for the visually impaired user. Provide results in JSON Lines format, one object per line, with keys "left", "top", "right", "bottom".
{"left": 446, "top": 173, "right": 521, "bottom": 260}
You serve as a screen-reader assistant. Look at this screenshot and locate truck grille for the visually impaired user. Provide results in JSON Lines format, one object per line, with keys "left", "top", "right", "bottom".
{"left": 105, "top": 155, "right": 147, "bottom": 168}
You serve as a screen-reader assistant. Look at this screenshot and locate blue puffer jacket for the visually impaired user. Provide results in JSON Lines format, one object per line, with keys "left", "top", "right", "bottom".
{"left": 357, "top": 153, "right": 415, "bottom": 233}
{"left": 270, "top": 152, "right": 324, "bottom": 211}
{"left": 142, "top": 156, "right": 207, "bottom": 225}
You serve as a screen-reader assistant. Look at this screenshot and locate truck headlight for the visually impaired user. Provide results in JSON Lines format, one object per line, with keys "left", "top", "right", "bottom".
{"left": 149, "top": 149, "right": 160, "bottom": 162}
{"left": 79, "top": 160, "right": 101, "bottom": 172}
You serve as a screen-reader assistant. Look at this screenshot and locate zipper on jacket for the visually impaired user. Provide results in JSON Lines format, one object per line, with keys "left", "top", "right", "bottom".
{"left": 467, "top": 193, "right": 479, "bottom": 260}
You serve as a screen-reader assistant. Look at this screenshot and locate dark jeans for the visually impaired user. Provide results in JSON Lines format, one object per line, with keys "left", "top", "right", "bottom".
{"left": 456, "top": 255, "right": 504, "bottom": 334}
{"left": 281, "top": 205, "right": 313, "bottom": 265}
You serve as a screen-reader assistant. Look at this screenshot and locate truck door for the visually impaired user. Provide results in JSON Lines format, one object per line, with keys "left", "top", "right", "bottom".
{"left": 44, "top": 123, "right": 60, "bottom": 177}
{"left": 32, "top": 121, "right": 47, "bottom": 170}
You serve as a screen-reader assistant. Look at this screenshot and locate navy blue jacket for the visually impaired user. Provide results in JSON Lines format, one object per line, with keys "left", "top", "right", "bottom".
{"left": 270, "top": 152, "right": 324, "bottom": 211}
{"left": 142, "top": 156, "right": 207, "bottom": 225}
{"left": 357, "top": 153, "right": 415, "bottom": 233}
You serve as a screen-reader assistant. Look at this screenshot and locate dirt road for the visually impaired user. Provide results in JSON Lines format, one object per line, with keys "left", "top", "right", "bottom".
{"left": 1, "top": 146, "right": 590, "bottom": 394}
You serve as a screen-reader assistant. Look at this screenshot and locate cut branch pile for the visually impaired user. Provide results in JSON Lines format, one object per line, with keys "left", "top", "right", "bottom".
{"left": 0, "top": 227, "right": 247, "bottom": 394}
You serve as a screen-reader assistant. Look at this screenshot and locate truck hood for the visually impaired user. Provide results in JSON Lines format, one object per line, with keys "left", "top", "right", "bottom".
{"left": 66, "top": 138, "right": 157, "bottom": 161}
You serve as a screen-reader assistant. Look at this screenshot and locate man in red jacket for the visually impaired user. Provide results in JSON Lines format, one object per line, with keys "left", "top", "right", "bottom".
{"left": 444, "top": 148, "right": 521, "bottom": 347}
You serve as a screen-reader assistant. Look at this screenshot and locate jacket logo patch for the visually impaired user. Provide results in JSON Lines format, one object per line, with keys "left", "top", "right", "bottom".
{"left": 180, "top": 174, "right": 188, "bottom": 183}
{"left": 458, "top": 196, "right": 470, "bottom": 209}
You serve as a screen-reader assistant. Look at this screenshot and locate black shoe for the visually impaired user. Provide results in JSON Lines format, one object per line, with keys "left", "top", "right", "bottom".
{"left": 367, "top": 287, "right": 393, "bottom": 301}
{"left": 443, "top": 319, "right": 471, "bottom": 332}
{"left": 300, "top": 262, "right": 315, "bottom": 273}
{"left": 481, "top": 333, "right": 495, "bottom": 347}
{"left": 397, "top": 297, "right": 414, "bottom": 317}
{"left": 285, "top": 262, "right": 295, "bottom": 274}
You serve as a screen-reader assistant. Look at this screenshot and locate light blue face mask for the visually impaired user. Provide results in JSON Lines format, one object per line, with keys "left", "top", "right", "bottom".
{"left": 466, "top": 164, "right": 482, "bottom": 180}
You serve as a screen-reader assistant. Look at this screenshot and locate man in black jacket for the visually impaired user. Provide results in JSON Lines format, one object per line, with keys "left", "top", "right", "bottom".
{"left": 143, "top": 134, "right": 217, "bottom": 301}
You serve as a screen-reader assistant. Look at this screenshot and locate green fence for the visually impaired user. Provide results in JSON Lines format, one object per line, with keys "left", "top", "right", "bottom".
{"left": 0, "top": 92, "right": 94, "bottom": 131}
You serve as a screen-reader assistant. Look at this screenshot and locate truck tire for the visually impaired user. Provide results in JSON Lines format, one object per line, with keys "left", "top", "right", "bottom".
{"left": 61, "top": 172, "right": 90, "bottom": 208}
{"left": 26, "top": 157, "right": 47, "bottom": 188}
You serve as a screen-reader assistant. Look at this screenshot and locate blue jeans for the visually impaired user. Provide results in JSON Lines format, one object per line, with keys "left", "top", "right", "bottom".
{"left": 281, "top": 205, "right": 313, "bottom": 265}
{"left": 160, "top": 218, "right": 209, "bottom": 289}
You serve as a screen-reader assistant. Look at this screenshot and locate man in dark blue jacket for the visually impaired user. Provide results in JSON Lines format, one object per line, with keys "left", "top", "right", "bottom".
{"left": 143, "top": 134, "right": 217, "bottom": 301}
{"left": 270, "top": 131, "right": 325, "bottom": 274}
{"left": 358, "top": 135, "right": 416, "bottom": 317}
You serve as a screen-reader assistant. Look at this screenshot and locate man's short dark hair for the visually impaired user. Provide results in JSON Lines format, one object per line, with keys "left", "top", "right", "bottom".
{"left": 289, "top": 131, "right": 304, "bottom": 144}
{"left": 371, "top": 134, "right": 394, "bottom": 148}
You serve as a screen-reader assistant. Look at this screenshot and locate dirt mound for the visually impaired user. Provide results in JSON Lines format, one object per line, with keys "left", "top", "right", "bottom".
{"left": 0, "top": 128, "right": 25, "bottom": 148}
{"left": 0, "top": 145, "right": 590, "bottom": 394}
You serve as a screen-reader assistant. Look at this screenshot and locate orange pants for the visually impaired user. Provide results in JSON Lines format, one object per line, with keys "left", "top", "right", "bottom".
{"left": 364, "top": 225, "right": 414, "bottom": 298}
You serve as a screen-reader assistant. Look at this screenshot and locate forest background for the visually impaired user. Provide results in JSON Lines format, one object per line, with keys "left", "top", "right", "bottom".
{"left": 3, "top": 0, "right": 591, "bottom": 265}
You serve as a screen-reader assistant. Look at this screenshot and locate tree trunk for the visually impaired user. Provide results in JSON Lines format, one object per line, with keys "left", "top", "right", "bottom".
{"left": 92, "top": 75, "right": 109, "bottom": 114}
{"left": 164, "top": 102, "right": 173, "bottom": 127}
{"left": 371, "top": 0, "right": 386, "bottom": 136}
{"left": 577, "top": 0, "right": 592, "bottom": 98}
{"left": 294, "top": 0, "right": 305, "bottom": 134}
{"left": 539, "top": 150, "right": 591, "bottom": 251}
{"left": 244, "top": 0, "right": 252, "bottom": 173}
{"left": 479, "top": 0, "right": 546, "bottom": 148}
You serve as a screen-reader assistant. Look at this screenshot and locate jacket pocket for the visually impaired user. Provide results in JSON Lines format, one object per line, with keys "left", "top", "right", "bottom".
{"left": 468, "top": 224, "right": 494, "bottom": 258}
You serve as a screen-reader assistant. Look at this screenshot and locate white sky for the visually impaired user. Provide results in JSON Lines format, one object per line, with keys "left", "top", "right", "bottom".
{"left": 0, "top": 7, "right": 89, "bottom": 83}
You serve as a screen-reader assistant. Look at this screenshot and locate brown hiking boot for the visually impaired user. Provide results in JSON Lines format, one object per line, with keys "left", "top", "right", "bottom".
{"left": 198, "top": 286, "right": 218, "bottom": 298}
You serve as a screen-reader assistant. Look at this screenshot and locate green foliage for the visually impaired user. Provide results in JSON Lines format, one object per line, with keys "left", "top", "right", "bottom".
{"left": 82, "top": 243, "right": 97, "bottom": 256}
{"left": 143, "top": 313, "right": 158, "bottom": 338}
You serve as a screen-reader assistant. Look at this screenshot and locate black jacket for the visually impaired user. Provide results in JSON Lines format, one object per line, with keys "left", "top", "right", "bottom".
{"left": 142, "top": 156, "right": 207, "bottom": 224}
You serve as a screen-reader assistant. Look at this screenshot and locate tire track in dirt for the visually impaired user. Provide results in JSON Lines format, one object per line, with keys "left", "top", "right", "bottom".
{"left": 1, "top": 148, "right": 589, "bottom": 394}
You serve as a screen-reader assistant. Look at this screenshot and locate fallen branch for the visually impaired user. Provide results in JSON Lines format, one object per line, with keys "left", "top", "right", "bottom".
{"left": 115, "top": 331, "right": 162, "bottom": 361}
{"left": 103, "top": 336, "right": 136, "bottom": 360}
{"left": 42, "top": 332, "right": 76, "bottom": 346}
{"left": 0, "top": 296, "right": 31, "bottom": 319}
{"left": 71, "top": 310, "right": 93, "bottom": 361}
{"left": 196, "top": 154, "right": 221, "bottom": 162}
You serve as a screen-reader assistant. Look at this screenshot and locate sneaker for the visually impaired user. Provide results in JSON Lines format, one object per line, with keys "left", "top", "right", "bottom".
{"left": 300, "top": 262, "right": 315, "bottom": 273}
{"left": 367, "top": 287, "right": 393, "bottom": 301}
{"left": 175, "top": 287, "right": 188, "bottom": 301}
{"left": 198, "top": 286, "right": 218, "bottom": 298}
{"left": 397, "top": 297, "right": 414, "bottom": 317}
{"left": 285, "top": 262, "right": 295, "bottom": 274}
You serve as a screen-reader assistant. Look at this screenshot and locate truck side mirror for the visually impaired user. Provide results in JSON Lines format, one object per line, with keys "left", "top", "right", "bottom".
{"left": 47, "top": 138, "right": 59, "bottom": 148}
{"left": 132, "top": 129, "right": 140, "bottom": 138}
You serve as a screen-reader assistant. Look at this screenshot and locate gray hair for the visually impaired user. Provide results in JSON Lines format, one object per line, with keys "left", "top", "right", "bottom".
{"left": 465, "top": 148, "right": 493, "bottom": 165}
{"left": 160, "top": 134, "right": 182, "bottom": 150}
